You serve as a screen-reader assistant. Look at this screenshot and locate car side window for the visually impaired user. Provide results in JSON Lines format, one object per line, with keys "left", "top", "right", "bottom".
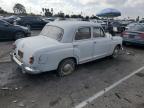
{"left": 75, "top": 27, "right": 91, "bottom": 40}
{"left": 93, "top": 27, "right": 105, "bottom": 38}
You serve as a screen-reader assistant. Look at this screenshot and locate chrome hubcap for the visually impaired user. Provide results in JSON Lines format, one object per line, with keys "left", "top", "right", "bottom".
{"left": 62, "top": 64, "right": 73, "bottom": 74}
{"left": 113, "top": 48, "right": 119, "bottom": 57}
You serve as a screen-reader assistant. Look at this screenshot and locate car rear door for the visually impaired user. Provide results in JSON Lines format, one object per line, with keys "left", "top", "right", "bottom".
{"left": 92, "top": 27, "right": 113, "bottom": 59}
{"left": 73, "top": 27, "right": 93, "bottom": 63}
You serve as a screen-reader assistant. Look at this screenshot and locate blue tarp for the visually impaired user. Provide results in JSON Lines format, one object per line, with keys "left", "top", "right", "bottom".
{"left": 97, "top": 8, "right": 121, "bottom": 17}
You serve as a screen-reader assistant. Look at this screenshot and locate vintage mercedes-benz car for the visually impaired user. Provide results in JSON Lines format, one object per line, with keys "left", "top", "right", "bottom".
{"left": 11, "top": 21, "right": 122, "bottom": 76}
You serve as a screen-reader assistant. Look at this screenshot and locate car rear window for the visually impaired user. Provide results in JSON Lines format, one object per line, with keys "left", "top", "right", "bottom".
{"left": 40, "top": 25, "right": 64, "bottom": 41}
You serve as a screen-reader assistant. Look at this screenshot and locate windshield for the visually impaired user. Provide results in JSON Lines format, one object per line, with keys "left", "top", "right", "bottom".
{"left": 40, "top": 25, "right": 64, "bottom": 41}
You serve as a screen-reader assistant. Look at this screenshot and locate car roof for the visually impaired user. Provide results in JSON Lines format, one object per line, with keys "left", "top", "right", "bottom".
{"left": 20, "top": 16, "right": 40, "bottom": 18}
{"left": 47, "top": 21, "right": 101, "bottom": 29}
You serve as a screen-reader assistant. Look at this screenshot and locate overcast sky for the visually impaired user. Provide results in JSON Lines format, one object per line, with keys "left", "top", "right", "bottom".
{"left": 0, "top": 0, "right": 144, "bottom": 18}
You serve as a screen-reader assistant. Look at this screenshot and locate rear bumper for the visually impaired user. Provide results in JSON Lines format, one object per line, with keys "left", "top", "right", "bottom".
{"left": 10, "top": 52, "right": 41, "bottom": 74}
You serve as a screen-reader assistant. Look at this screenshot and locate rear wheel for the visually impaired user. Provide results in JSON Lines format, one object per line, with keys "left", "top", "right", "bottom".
{"left": 15, "top": 32, "right": 25, "bottom": 40}
{"left": 57, "top": 59, "right": 76, "bottom": 77}
{"left": 26, "top": 24, "right": 31, "bottom": 30}
{"left": 111, "top": 45, "right": 121, "bottom": 58}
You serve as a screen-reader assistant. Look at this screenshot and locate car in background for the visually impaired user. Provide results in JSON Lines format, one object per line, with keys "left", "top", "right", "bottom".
{"left": 122, "top": 24, "right": 144, "bottom": 46}
{"left": 42, "top": 17, "right": 56, "bottom": 22}
{"left": 16, "top": 16, "right": 48, "bottom": 30}
{"left": 120, "top": 20, "right": 135, "bottom": 27}
{"left": 90, "top": 19, "right": 106, "bottom": 24}
{"left": 2, "top": 15, "right": 18, "bottom": 24}
{"left": 0, "top": 15, "right": 3, "bottom": 19}
{"left": 111, "top": 21, "right": 125, "bottom": 33}
{"left": 11, "top": 21, "right": 122, "bottom": 76}
{"left": 90, "top": 19, "right": 107, "bottom": 31}
{"left": 125, "top": 23, "right": 138, "bottom": 30}
{"left": 0, "top": 20, "right": 31, "bottom": 41}
{"left": 139, "top": 20, "right": 144, "bottom": 24}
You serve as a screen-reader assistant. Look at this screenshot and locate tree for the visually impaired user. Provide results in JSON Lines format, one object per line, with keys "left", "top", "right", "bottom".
{"left": 65, "top": 14, "right": 70, "bottom": 18}
{"left": 71, "top": 14, "right": 83, "bottom": 18}
{"left": 54, "top": 11, "right": 64, "bottom": 18}
{"left": 51, "top": 8, "right": 53, "bottom": 15}
{"left": 42, "top": 8, "right": 45, "bottom": 12}
{"left": 0, "top": 7, "right": 7, "bottom": 14}
{"left": 42, "top": 8, "right": 53, "bottom": 17}
{"left": 13, "top": 3, "right": 26, "bottom": 14}
{"left": 90, "top": 15, "right": 100, "bottom": 19}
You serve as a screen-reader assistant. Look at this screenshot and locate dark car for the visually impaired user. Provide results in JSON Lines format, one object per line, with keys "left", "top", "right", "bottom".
{"left": 0, "top": 20, "right": 31, "bottom": 41}
{"left": 16, "top": 16, "right": 48, "bottom": 30}
{"left": 122, "top": 24, "right": 144, "bottom": 46}
{"left": 2, "top": 15, "right": 19, "bottom": 24}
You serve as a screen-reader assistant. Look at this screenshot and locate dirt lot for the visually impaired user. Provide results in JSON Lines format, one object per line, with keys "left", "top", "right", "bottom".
{"left": 0, "top": 31, "right": 144, "bottom": 108}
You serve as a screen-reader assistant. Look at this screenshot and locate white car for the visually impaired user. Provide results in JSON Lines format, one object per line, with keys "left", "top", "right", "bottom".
{"left": 11, "top": 21, "right": 122, "bottom": 76}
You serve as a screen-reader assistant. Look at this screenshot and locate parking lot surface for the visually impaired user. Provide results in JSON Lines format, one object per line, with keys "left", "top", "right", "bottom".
{"left": 0, "top": 30, "right": 144, "bottom": 108}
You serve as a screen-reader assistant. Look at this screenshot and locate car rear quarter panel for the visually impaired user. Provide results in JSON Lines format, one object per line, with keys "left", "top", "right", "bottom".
{"left": 33, "top": 43, "right": 75, "bottom": 72}
{"left": 112, "top": 36, "right": 123, "bottom": 48}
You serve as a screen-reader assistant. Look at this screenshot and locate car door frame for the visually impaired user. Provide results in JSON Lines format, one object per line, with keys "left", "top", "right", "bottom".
{"left": 72, "top": 26, "right": 94, "bottom": 64}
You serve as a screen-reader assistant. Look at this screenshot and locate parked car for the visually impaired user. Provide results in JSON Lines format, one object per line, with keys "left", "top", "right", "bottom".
{"left": 111, "top": 21, "right": 125, "bottom": 33}
{"left": 90, "top": 19, "right": 107, "bottom": 30}
{"left": 0, "top": 15, "right": 3, "bottom": 19}
{"left": 42, "top": 17, "right": 56, "bottom": 22}
{"left": 125, "top": 23, "right": 138, "bottom": 30}
{"left": 122, "top": 24, "right": 144, "bottom": 46}
{"left": 16, "top": 16, "right": 48, "bottom": 30}
{"left": 2, "top": 15, "right": 19, "bottom": 24}
{"left": 90, "top": 19, "right": 105, "bottom": 24}
{"left": 0, "top": 20, "right": 31, "bottom": 41}
{"left": 139, "top": 20, "right": 144, "bottom": 24}
{"left": 11, "top": 21, "right": 122, "bottom": 76}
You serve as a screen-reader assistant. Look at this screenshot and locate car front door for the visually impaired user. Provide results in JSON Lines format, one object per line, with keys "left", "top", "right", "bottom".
{"left": 73, "top": 27, "right": 93, "bottom": 63}
{"left": 93, "top": 27, "right": 113, "bottom": 59}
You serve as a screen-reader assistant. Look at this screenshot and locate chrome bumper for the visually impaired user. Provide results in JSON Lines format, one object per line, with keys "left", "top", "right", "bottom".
{"left": 10, "top": 52, "right": 41, "bottom": 74}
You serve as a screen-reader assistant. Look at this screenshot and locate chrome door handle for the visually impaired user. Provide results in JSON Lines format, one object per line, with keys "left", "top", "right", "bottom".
{"left": 94, "top": 41, "right": 97, "bottom": 44}
{"left": 73, "top": 44, "right": 78, "bottom": 47}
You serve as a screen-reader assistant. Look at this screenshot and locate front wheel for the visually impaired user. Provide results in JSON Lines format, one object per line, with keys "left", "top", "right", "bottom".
{"left": 57, "top": 59, "right": 76, "bottom": 77}
{"left": 26, "top": 24, "right": 31, "bottom": 30}
{"left": 15, "top": 32, "right": 25, "bottom": 40}
{"left": 111, "top": 46, "right": 121, "bottom": 58}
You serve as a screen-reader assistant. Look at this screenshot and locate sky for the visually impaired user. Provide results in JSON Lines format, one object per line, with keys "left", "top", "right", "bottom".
{"left": 0, "top": 0, "right": 144, "bottom": 19}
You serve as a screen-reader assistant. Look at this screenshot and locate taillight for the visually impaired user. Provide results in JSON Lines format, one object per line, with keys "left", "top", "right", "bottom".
{"left": 12, "top": 43, "right": 16, "bottom": 50}
{"left": 122, "top": 31, "right": 128, "bottom": 37}
{"left": 29, "top": 57, "right": 34, "bottom": 64}
{"left": 139, "top": 33, "right": 144, "bottom": 39}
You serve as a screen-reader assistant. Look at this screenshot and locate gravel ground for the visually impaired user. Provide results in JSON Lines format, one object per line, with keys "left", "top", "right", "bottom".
{"left": 0, "top": 31, "right": 144, "bottom": 108}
